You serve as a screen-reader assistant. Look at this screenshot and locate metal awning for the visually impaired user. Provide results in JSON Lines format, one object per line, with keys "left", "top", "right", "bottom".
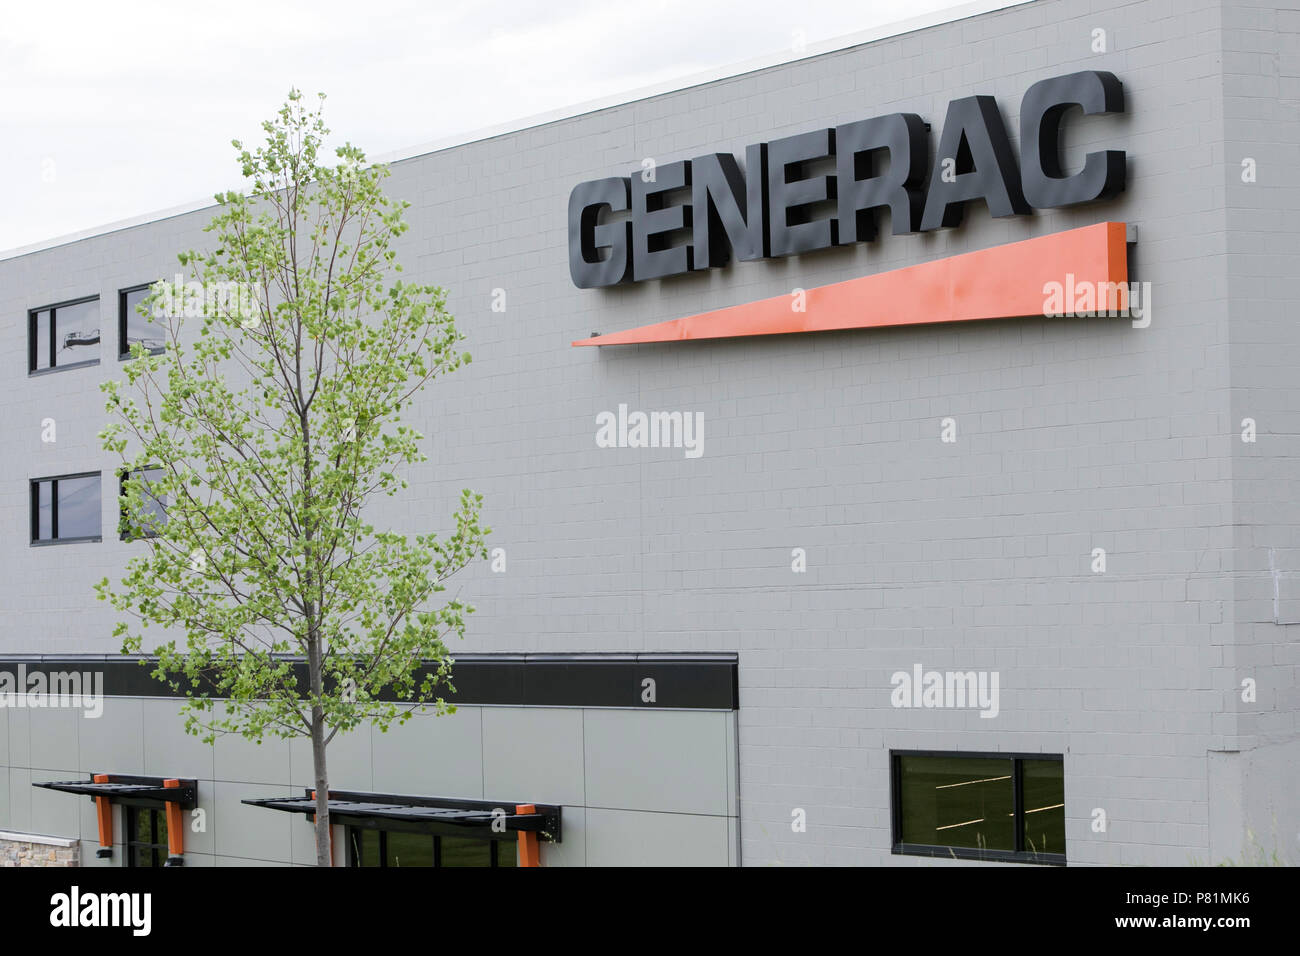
{"left": 35, "top": 774, "right": 197, "bottom": 808}
{"left": 243, "top": 789, "right": 562, "bottom": 843}
{"left": 33, "top": 773, "right": 196, "bottom": 863}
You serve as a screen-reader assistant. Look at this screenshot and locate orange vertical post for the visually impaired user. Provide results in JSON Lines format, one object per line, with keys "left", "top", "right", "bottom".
{"left": 515, "top": 804, "right": 541, "bottom": 867}
{"left": 92, "top": 773, "right": 113, "bottom": 852}
{"left": 163, "top": 779, "right": 185, "bottom": 860}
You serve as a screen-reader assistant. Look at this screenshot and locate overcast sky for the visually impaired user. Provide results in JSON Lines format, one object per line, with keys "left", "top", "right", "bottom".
{"left": 0, "top": 0, "right": 980, "bottom": 252}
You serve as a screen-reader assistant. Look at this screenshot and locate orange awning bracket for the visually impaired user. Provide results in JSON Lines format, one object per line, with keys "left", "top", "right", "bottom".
{"left": 164, "top": 779, "right": 186, "bottom": 866}
{"left": 93, "top": 773, "right": 113, "bottom": 859}
{"left": 516, "top": 804, "right": 541, "bottom": 867}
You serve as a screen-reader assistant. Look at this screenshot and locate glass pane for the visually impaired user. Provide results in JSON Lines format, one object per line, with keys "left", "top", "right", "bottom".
{"left": 31, "top": 311, "right": 51, "bottom": 371}
{"left": 123, "top": 287, "right": 162, "bottom": 354}
{"left": 131, "top": 808, "right": 159, "bottom": 845}
{"left": 53, "top": 299, "right": 100, "bottom": 366}
{"left": 351, "top": 829, "right": 380, "bottom": 867}
{"left": 385, "top": 830, "right": 434, "bottom": 867}
{"left": 496, "top": 840, "right": 517, "bottom": 868}
{"left": 56, "top": 474, "right": 100, "bottom": 539}
{"left": 439, "top": 836, "right": 490, "bottom": 867}
{"left": 1021, "top": 760, "right": 1066, "bottom": 858}
{"left": 34, "top": 481, "right": 53, "bottom": 540}
{"left": 898, "top": 755, "right": 1015, "bottom": 852}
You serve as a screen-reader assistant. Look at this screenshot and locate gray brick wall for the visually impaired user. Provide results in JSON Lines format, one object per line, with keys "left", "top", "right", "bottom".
{"left": 0, "top": 0, "right": 1295, "bottom": 866}
{"left": 1220, "top": 0, "right": 1300, "bottom": 865}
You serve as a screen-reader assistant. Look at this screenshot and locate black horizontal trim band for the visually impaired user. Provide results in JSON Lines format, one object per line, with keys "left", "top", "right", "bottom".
{"left": 0, "top": 653, "right": 739, "bottom": 710}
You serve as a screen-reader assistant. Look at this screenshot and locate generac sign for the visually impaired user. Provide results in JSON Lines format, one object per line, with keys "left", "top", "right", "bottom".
{"left": 567, "top": 70, "right": 1126, "bottom": 290}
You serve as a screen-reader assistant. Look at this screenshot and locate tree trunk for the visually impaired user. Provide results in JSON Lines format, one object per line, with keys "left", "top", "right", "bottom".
{"left": 310, "top": 705, "right": 331, "bottom": 865}
{"left": 308, "top": 634, "right": 331, "bottom": 866}
{"left": 301, "top": 410, "right": 330, "bottom": 864}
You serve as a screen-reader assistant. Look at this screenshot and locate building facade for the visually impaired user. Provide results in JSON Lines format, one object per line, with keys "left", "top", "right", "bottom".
{"left": 1, "top": 0, "right": 1298, "bottom": 866}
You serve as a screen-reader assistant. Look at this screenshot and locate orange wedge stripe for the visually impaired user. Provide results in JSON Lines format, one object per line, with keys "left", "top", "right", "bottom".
{"left": 573, "top": 221, "right": 1128, "bottom": 346}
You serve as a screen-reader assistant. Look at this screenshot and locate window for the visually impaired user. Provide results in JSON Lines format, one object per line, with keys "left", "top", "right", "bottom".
{"left": 119, "top": 284, "right": 165, "bottom": 358}
{"left": 125, "top": 806, "right": 169, "bottom": 868}
{"left": 346, "top": 828, "right": 518, "bottom": 868}
{"left": 891, "top": 751, "right": 1065, "bottom": 865}
{"left": 30, "top": 473, "right": 102, "bottom": 544}
{"left": 119, "top": 467, "right": 167, "bottom": 539}
{"left": 28, "top": 296, "right": 100, "bottom": 372}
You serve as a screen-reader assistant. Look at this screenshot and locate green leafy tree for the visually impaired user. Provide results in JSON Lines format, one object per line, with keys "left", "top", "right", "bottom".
{"left": 98, "top": 90, "right": 488, "bottom": 865}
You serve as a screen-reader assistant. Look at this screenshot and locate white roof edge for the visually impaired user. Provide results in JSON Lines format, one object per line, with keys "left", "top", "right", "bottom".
{"left": 0, "top": 0, "right": 1035, "bottom": 262}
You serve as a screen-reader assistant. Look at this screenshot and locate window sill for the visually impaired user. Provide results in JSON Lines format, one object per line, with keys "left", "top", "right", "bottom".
{"left": 30, "top": 536, "right": 103, "bottom": 547}
{"left": 892, "top": 843, "right": 1066, "bottom": 866}
{"left": 28, "top": 359, "right": 101, "bottom": 377}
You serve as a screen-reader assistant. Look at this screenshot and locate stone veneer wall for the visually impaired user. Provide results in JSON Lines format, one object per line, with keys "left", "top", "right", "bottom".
{"left": 0, "top": 831, "right": 79, "bottom": 867}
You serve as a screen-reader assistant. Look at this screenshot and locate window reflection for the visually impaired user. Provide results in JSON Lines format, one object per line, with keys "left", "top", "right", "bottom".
{"left": 894, "top": 752, "right": 1066, "bottom": 863}
{"left": 346, "top": 827, "right": 516, "bottom": 867}
{"left": 28, "top": 298, "right": 100, "bottom": 371}
{"left": 121, "top": 286, "right": 165, "bottom": 356}
{"left": 30, "top": 474, "right": 101, "bottom": 543}
{"left": 1022, "top": 759, "right": 1066, "bottom": 856}
{"left": 54, "top": 299, "right": 100, "bottom": 360}
{"left": 34, "top": 482, "right": 52, "bottom": 539}
{"left": 898, "top": 755, "right": 1015, "bottom": 852}
{"left": 56, "top": 475, "right": 101, "bottom": 540}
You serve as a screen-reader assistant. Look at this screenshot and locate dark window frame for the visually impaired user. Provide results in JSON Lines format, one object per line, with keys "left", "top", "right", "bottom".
{"left": 890, "top": 749, "right": 1066, "bottom": 866}
{"left": 344, "top": 826, "right": 516, "bottom": 868}
{"left": 27, "top": 294, "right": 101, "bottom": 375}
{"left": 29, "top": 471, "right": 103, "bottom": 546}
{"left": 118, "top": 283, "right": 166, "bottom": 359}
{"left": 118, "top": 466, "right": 167, "bottom": 541}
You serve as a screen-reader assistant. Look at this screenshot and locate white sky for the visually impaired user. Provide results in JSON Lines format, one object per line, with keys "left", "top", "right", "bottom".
{"left": 0, "top": 0, "right": 980, "bottom": 251}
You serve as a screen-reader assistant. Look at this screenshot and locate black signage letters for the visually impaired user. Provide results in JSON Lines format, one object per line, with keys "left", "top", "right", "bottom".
{"left": 767, "top": 128, "right": 838, "bottom": 257}
{"left": 568, "top": 177, "right": 632, "bottom": 289}
{"left": 631, "top": 159, "right": 693, "bottom": 281}
{"left": 567, "top": 71, "right": 1126, "bottom": 288}
{"left": 836, "top": 112, "right": 929, "bottom": 242}
{"left": 691, "top": 145, "right": 769, "bottom": 269}
{"left": 1020, "top": 70, "right": 1126, "bottom": 208}
{"left": 919, "top": 96, "right": 1030, "bottom": 230}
